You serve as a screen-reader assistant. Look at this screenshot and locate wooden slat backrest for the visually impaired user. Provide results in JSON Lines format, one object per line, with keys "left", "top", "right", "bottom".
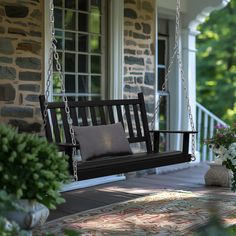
{"left": 79, "top": 107, "right": 89, "bottom": 126}
{"left": 99, "top": 106, "right": 106, "bottom": 125}
{"left": 107, "top": 105, "right": 115, "bottom": 123}
{"left": 124, "top": 104, "right": 134, "bottom": 139}
{"left": 60, "top": 107, "right": 71, "bottom": 143}
{"left": 39, "top": 95, "right": 53, "bottom": 142}
{"left": 133, "top": 104, "right": 142, "bottom": 137}
{"left": 39, "top": 93, "right": 152, "bottom": 150}
{"left": 50, "top": 109, "right": 61, "bottom": 143}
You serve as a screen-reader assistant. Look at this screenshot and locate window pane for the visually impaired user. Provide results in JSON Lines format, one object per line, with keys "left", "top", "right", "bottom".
{"left": 159, "top": 96, "right": 168, "bottom": 151}
{"left": 55, "top": 30, "right": 63, "bottom": 50}
{"left": 90, "top": 35, "right": 100, "bottom": 53}
{"left": 159, "top": 96, "right": 167, "bottom": 130}
{"left": 68, "top": 96, "right": 76, "bottom": 102}
{"left": 78, "top": 34, "right": 88, "bottom": 52}
{"left": 89, "top": 12, "right": 101, "bottom": 34}
{"left": 64, "top": 10, "right": 76, "bottom": 30}
{"left": 91, "top": 76, "right": 101, "bottom": 93}
{"left": 54, "top": 0, "right": 62, "bottom": 7}
{"left": 158, "top": 68, "right": 165, "bottom": 91}
{"left": 91, "top": 96, "right": 101, "bottom": 101}
{"left": 78, "top": 0, "right": 88, "bottom": 11}
{"left": 53, "top": 73, "right": 61, "bottom": 94}
{"left": 53, "top": 96, "right": 62, "bottom": 102}
{"left": 158, "top": 40, "right": 165, "bottom": 65}
{"left": 91, "top": 0, "right": 101, "bottom": 11}
{"left": 78, "top": 75, "right": 88, "bottom": 93}
{"left": 54, "top": 9, "right": 62, "bottom": 29}
{"left": 78, "top": 13, "right": 88, "bottom": 32}
{"left": 91, "top": 55, "right": 101, "bottom": 73}
{"left": 65, "top": 74, "right": 75, "bottom": 93}
{"left": 65, "top": 0, "right": 76, "bottom": 9}
{"left": 78, "top": 96, "right": 88, "bottom": 101}
{"left": 65, "top": 53, "right": 75, "bottom": 72}
{"left": 78, "top": 54, "right": 88, "bottom": 73}
{"left": 65, "top": 32, "right": 76, "bottom": 51}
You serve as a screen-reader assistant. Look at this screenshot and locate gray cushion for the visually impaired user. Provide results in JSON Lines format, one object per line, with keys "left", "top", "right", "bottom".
{"left": 73, "top": 123, "right": 132, "bottom": 161}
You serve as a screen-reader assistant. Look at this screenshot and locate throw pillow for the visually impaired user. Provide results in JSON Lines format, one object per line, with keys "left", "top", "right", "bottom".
{"left": 73, "top": 122, "right": 132, "bottom": 161}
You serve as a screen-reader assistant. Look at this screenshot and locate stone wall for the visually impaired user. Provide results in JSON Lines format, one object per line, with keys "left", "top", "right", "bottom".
{"left": 124, "top": 0, "right": 156, "bottom": 119}
{"left": 0, "top": 0, "right": 43, "bottom": 132}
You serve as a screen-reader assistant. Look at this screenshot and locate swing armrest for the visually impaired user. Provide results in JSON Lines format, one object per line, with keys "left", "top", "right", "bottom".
{"left": 150, "top": 130, "right": 197, "bottom": 153}
{"left": 149, "top": 130, "right": 197, "bottom": 134}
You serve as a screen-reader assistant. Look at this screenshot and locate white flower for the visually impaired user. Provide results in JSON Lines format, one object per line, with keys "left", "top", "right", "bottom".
{"left": 213, "top": 145, "right": 227, "bottom": 157}
{"left": 222, "top": 143, "right": 236, "bottom": 162}
{"left": 228, "top": 143, "right": 236, "bottom": 157}
{"left": 231, "top": 158, "right": 236, "bottom": 166}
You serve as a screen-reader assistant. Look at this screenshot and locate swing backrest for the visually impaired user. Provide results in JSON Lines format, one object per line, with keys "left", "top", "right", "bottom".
{"left": 39, "top": 93, "right": 152, "bottom": 153}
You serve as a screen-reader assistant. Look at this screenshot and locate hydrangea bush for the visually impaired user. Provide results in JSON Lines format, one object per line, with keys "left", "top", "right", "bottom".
{"left": 205, "top": 123, "right": 236, "bottom": 191}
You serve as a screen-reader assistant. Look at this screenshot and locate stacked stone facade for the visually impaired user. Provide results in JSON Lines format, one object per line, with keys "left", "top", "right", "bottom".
{"left": 0, "top": 0, "right": 43, "bottom": 132}
{"left": 0, "top": 0, "right": 156, "bottom": 133}
{"left": 124, "top": 0, "right": 155, "bottom": 119}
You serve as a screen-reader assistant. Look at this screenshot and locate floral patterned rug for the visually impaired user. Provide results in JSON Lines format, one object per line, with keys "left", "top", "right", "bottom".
{"left": 34, "top": 190, "right": 236, "bottom": 235}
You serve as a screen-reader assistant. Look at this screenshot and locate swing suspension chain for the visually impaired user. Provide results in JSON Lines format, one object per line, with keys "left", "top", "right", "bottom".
{"left": 150, "top": 0, "right": 196, "bottom": 161}
{"left": 44, "top": 0, "right": 78, "bottom": 181}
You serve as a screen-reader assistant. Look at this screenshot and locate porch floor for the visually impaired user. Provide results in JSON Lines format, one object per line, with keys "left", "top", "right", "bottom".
{"left": 49, "top": 163, "right": 235, "bottom": 221}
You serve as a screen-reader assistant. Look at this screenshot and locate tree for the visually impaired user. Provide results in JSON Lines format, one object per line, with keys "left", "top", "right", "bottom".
{"left": 197, "top": 0, "right": 236, "bottom": 124}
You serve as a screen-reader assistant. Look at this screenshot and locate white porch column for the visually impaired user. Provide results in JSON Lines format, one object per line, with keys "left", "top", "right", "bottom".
{"left": 180, "top": 28, "right": 198, "bottom": 132}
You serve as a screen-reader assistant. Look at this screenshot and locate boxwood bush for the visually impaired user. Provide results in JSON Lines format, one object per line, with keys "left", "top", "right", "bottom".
{"left": 0, "top": 124, "right": 70, "bottom": 209}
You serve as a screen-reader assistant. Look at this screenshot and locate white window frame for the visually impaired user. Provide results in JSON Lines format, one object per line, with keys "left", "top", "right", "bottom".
{"left": 44, "top": 0, "right": 107, "bottom": 101}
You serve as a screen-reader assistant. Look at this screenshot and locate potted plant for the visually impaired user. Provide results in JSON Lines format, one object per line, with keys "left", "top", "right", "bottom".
{"left": 0, "top": 190, "right": 29, "bottom": 235}
{"left": 0, "top": 124, "right": 70, "bottom": 231}
{"left": 205, "top": 123, "right": 236, "bottom": 191}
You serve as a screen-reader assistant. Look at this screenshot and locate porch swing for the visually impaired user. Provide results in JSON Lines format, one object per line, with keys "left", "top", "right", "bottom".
{"left": 39, "top": 0, "right": 197, "bottom": 181}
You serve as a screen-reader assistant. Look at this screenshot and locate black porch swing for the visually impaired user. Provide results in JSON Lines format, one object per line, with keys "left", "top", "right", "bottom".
{"left": 39, "top": 0, "right": 197, "bottom": 182}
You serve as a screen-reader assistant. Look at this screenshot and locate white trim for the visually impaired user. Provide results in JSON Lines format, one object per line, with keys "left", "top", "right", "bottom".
{"left": 109, "top": 0, "right": 123, "bottom": 99}
{"left": 61, "top": 175, "right": 126, "bottom": 192}
{"left": 44, "top": 1, "right": 52, "bottom": 101}
{"left": 186, "top": 0, "right": 230, "bottom": 30}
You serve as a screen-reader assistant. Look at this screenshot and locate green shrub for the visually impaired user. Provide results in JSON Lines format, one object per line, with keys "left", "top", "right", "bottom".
{"left": 0, "top": 124, "right": 70, "bottom": 209}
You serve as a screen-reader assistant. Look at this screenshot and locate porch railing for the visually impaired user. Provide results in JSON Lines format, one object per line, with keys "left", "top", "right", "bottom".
{"left": 196, "top": 102, "right": 228, "bottom": 162}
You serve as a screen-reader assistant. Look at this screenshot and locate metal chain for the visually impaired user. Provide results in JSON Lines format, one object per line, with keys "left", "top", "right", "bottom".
{"left": 151, "top": 0, "right": 196, "bottom": 161}
{"left": 45, "top": 0, "right": 78, "bottom": 181}
{"left": 176, "top": 48, "right": 196, "bottom": 161}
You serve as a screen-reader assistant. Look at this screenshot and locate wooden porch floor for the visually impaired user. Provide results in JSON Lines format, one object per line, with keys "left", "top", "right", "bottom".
{"left": 48, "top": 163, "right": 235, "bottom": 221}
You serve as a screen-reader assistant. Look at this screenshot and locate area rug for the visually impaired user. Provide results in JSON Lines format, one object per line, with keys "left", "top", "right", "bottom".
{"left": 34, "top": 190, "right": 236, "bottom": 235}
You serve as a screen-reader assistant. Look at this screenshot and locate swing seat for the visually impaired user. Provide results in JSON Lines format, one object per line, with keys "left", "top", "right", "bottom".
{"left": 39, "top": 93, "right": 196, "bottom": 180}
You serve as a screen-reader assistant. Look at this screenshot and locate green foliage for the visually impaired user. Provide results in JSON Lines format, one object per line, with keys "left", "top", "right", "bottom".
{"left": 205, "top": 124, "right": 236, "bottom": 148}
{"left": 0, "top": 124, "right": 70, "bottom": 209}
{"left": 197, "top": 0, "right": 236, "bottom": 124}
{"left": 0, "top": 190, "right": 24, "bottom": 214}
{"left": 0, "top": 217, "right": 29, "bottom": 236}
{"left": 0, "top": 190, "right": 28, "bottom": 236}
{"left": 205, "top": 124, "right": 236, "bottom": 191}
{"left": 63, "top": 229, "right": 81, "bottom": 236}
{"left": 194, "top": 216, "right": 236, "bottom": 236}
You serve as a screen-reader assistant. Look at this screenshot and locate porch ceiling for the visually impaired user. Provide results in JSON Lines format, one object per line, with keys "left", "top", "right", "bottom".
{"left": 158, "top": 0, "right": 230, "bottom": 30}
